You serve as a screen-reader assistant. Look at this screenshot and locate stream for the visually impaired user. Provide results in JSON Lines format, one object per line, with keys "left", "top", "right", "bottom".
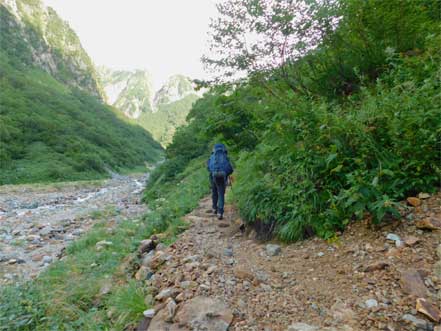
{"left": 0, "top": 173, "right": 149, "bottom": 286}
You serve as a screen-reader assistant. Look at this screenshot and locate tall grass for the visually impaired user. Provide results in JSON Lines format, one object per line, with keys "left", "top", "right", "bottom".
{"left": 0, "top": 160, "right": 209, "bottom": 330}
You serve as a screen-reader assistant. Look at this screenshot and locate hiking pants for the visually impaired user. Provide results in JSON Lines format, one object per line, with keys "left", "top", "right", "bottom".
{"left": 211, "top": 174, "right": 226, "bottom": 215}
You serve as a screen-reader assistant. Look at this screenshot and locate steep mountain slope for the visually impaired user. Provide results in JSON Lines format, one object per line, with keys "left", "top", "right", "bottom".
{"left": 98, "top": 70, "right": 200, "bottom": 146}
{"left": 1, "top": 0, "right": 103, "bottom": 99}
{"left": 139, "top": 75, "right": 200, "bottom": 146}
{"left": 0, "top": 0, "right": 163, "bottom": 184}
{"left": 98, "top": 67, "right": 155, "bottom": 118}
{"left": 138, "top": 93, "right": 200, "bottom": 146}
{"left": 153, "top": 74, "right": 196, "bottom": 107}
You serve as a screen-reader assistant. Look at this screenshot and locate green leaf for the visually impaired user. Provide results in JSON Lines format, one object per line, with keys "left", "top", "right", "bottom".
{"left": 331, "top": 164, "right": 343, "bottom": 173}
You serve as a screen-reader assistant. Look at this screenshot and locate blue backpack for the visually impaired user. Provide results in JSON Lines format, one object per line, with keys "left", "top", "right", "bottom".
{"left": 209, "top": 144, "right": 233, "bottom": 180}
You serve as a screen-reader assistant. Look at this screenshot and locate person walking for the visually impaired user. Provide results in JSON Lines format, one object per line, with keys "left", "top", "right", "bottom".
{"left": 207, "top": 143, "right": 233, "bottom": 220}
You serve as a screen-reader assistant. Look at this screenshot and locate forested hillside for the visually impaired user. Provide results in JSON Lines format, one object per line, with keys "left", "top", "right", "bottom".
{"left": 0, "top": 0, "right": 103, "bottom": 98}
{"left": 138, "top": 92, "right": 199, "bottom": 146}
{"left": 0, "top": 0, "right": 163, "bottom": 184}
{"left": 147, "top": 0, "right": 441, "bottom": 241}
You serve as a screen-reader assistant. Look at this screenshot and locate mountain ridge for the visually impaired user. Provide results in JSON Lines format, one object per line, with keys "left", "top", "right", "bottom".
{"left": 0, "top": 0, "right": 163, "bottom": 184}
{"left": 98, "top": 67, "right": 201, "bottom": 145}
{"left": 1, "top": 0, "right": 104, "bottom": 99}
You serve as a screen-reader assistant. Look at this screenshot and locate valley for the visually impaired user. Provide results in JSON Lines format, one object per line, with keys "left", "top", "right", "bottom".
{"left": 0, "top": 0, "right": 439, "bottom": 330}
{"left": 98, "top": 68, "right": 201, "bottom": 146}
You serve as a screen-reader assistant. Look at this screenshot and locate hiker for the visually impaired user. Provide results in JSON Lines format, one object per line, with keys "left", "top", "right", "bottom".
{"left": 207, "top": 143, "right": 233, "bottom": 220}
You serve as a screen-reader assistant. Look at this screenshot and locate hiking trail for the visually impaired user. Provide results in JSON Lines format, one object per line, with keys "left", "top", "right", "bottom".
{"left": 136, "top": 193, "right": 441, "bottom": 331}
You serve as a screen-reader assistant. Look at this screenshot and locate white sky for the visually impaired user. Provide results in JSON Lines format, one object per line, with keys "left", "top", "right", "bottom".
{"left": 43, "top": 0, "right": 219, "bottom": 90}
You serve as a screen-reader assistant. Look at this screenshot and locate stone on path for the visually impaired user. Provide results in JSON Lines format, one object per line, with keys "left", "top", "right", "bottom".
{"left": 233, "top": 266, "right": 254, "bottom": 281}
{"left": 330, "top": 300, "right": 356, "bottom": 324}
{"left": 403, "top": 235, "right": 420, "bottom": 246}
{"left": 143, "top": 308, "right": 155, "bottom": 318}
{"left": 42, "top": 255, "right": 52, "bottom": 264}
{"left": 266, "top": 244, "right": 281, "bottom": 256}
{"left": 141, "top": 250, "right": 156, "bottom": 268}
{"left": 418, "top": 193, "right": 430, "bottom": 199}
{"left": 400, "top": 269, "right": 429, "bottom": 298}
{"left": 223, "top": 248, "right": 233, "bottom": 257}
{"left": 135, "top": 266, "right": 151, "bottom": 281}
{"left": 39, "top": 226, "right": 53, "bottom": 236}
{"left": 149, "top": 296, "right": 233, "bottom": 331}
{"left": 365, "top": 299, "right": 378, "bottom": 309}
{"left": 386, "top": 233, "right": 403, "bottom": 247}
{"left": 401, "top": 314, "right": 433, "bottom": 330}
{"left": 288, "top": 323, "right": 318, "bottom": 331}
{"left": 175, "top": 296, "right": 232, "bottom": 331}
{"left": 136, "top": 317, "right": 151, "bottom": 331}
{"left": 407, "top": 197, "right": 421, "bottom": 207}
{"left": 416, "top": 298, "right": 441, "bottom": 323}
{"left": 166, "top": 298, "right": 177, "bottom": 322}
{"left": 150, "top": 251, "right": 172, "bottom": 270}
{"left": 138, "top": 239, "right": 156, "bottom": 255}
{"left": 364, "top": 261, "right": 389, "bottom": 272}
{"left": 155, "top": 287, "right": 180, "bottom": 301}
{"left": 416, "top": 217, "right": 441, "bottom": 230}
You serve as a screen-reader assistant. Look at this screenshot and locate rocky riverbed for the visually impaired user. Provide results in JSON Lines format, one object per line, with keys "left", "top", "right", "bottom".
{"left": 0, "top": 173, "right": 149, "bottom": 285}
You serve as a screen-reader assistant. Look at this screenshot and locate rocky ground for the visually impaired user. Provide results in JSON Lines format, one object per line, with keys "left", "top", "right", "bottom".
{"left": 134, "top": 192, "right": 441, "bottom": 331}
{"left": 0, "top": 173, "right": 149, "bottom": 285}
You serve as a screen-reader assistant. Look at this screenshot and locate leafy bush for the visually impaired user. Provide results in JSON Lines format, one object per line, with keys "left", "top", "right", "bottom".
{"left": 232, "top": 42, "right": 440, "bottom": 240}
{"left": 158, "top": 1, "right": 440, "bottom": 241}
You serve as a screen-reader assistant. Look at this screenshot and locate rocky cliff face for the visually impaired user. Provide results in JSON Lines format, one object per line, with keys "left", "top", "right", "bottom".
{"left": 153, "top": 74, "right": 197, "bottom": 109}
{"left": 98, "top": 67, "right": 155, "bottom": 119}
{"left": 98, "top": 69, "right": 199, "bottom": 117}
{"left": 98, "top": 69, "right": 200, "bottom": 145}
{"left": 0, "top": 0, "right": 103, "bottom": 99}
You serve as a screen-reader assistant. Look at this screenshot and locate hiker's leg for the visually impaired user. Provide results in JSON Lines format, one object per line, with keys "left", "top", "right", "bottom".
{"left": 210, "top": 175, "right": 218, "bottom": 212}
{"left": 216, "top": 176, "right": 226, "bottom": 216}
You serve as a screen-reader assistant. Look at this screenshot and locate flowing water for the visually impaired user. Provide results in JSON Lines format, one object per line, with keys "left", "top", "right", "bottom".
{"left": 0, "top": 173, "right": 149, "bottom": 285}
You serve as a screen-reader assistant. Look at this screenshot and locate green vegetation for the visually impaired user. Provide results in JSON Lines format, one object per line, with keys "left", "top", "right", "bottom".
{"left": 0, "top": 0, "right": 103, "bottom": 97}
{"left": 138, "top": 94, "right": 199, "bottom": 146}
{"left": 153, "top": 0, "right": 441, "bottom": 241}
{"left": 1, "top": 0, "right": 440, "bottom": 329}
{"left": 0, "top": 54, "right": 163, "bottom": 184}
{"left": 0, "top": 4, "right": 163, "bottom": 185}
{"left": 98, "top": 67, "right": 155, "bottom": 117}
{"left": 98, "top": 68, "right": 200, "bottom": 146}
{"left": 0, "top": 161, "right": 208, "bottom": 330}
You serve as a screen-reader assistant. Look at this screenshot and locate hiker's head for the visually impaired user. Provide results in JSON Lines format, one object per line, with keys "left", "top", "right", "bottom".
{"left": 213, "top": 143, "right": 227, "bottom": 153}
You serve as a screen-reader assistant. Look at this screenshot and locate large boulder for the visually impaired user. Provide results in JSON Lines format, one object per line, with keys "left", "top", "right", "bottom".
{"left": 400, "top": 269, "right": 429, "bottom": 298}
{"left": 175, "top": 296, "right": 233, "bottom": 331}
{"left": 148, "top": 296, "right": 233, "bottom": 331}
{"left": 138, "top": 239, "right": 156, "bottom": 255}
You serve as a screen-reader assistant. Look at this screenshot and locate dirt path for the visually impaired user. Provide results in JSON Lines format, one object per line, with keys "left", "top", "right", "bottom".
{"left": 141, "top": 194, "right": 441, "bottom": 331}
{"left": 0, "top": 173, "right": 149, "bottom": 285}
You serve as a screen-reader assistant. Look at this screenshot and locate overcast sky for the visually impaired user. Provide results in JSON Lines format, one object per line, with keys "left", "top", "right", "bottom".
{"left": 43, "top": 0, "right": 219, "bottom": 90}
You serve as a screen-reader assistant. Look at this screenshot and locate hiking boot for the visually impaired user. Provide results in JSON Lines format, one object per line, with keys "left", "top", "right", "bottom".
{"left": 218, "top": 214, "right": 223, "bottom": 220}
